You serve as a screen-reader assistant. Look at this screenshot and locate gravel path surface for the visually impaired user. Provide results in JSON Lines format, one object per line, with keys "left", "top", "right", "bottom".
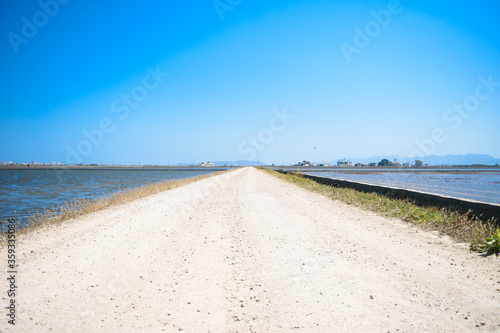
{"left": 1, "top": 167, "right": 499, "bottom": 332}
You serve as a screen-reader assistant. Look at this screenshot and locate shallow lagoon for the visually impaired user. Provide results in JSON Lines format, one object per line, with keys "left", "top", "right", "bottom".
{"left": 301, "top": 168, "right": 500, "bottom": 204}
{"left": 0, "top": 167, "right": 230, "bottom": 220}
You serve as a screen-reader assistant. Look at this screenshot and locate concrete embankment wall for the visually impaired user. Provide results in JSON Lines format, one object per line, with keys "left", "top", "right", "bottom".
{"left": 276, "top": 170, "right": 500, "bottom": 223}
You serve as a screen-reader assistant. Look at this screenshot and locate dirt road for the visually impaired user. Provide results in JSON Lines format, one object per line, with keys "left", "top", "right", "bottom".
{"left": 1, "top": 167, "right": 499, "bottom": 332}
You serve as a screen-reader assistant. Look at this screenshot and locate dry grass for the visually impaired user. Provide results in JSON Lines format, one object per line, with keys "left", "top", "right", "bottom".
{"left": 263, "top": 168, "right": 497, "bottom": 244}
{"left": 3, "top": 169, "right": 233, "bottom": 236}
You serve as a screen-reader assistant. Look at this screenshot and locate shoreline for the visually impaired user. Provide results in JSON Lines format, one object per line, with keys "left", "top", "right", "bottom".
{"left": 273, "top": 169, "right": 500, "bottom": 221}
{"left": 2, "top": 164, "right": 500, "bottom": 170}
{"left": 0, "top": 165, "right": 234, "bottom": 170}
{"left": 271, "top": 166, "right": 500, "bottom": 172}
{"left": 1, "top": 168, "right": 235, "bottom": 235}
{"left": 264, "top": 168, "right": 497, "bottom": 246}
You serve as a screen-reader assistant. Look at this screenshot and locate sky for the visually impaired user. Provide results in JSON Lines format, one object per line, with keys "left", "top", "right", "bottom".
{"left": 1, "top": 0, "right": 499, "bottom": 165}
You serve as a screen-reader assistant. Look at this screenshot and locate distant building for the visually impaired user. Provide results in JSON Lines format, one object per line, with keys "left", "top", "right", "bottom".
{"left": 337, "top": 159, "right": 353, "bottom": 167}
{"left": 200, "top": 161, "right": 215, "bottom": 167}
{"left": 393, "top": 162, "right": 403, "bottom": 167}
{"left": 294, "top": 161, "right": 330, "bottom": 167}
{"left": 295, "top": 160, "right": 311, "bottom": 167}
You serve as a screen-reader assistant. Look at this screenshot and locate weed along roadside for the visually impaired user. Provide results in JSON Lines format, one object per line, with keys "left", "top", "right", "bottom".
{"left": 0, "top": 169, "right": 236, "bottom": 239}
{"left": 262, "top": 168, "right": 499, "bottom": 254}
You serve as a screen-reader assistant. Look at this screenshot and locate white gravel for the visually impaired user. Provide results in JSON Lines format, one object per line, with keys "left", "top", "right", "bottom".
{"left": 1, "top": 167, "right": 499, "bottom": 332}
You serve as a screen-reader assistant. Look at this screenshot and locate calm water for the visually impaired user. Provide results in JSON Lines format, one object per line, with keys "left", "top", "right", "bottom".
{"left": 0, "top": 167, "right": 230, "bottom": 222}
{"left": 301, "top": 169, "right": 500, "bottom": 204}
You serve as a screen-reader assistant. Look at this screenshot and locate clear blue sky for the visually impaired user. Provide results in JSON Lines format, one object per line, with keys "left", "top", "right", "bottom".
{"left": 1, "top": 0, "right": 499, "bottom": 165}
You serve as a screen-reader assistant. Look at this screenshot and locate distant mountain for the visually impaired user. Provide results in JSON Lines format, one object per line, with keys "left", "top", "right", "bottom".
{"left": 328, "top": 154, "right": 500, "bottom": 166}
{"left": 417, "top": 154, "right": 500, "bottom": 166}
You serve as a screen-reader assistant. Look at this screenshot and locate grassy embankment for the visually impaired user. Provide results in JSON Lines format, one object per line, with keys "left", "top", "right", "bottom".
{"left": 263, "top": 168, "right": 498, "bottom": 250}
{"left": 2, "top": 169, "right": 233, "bottom": 236}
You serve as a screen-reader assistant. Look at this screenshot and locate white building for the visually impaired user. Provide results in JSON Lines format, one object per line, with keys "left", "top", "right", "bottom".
{"left": 295, "top": 160, "right": 311, "bottom": 167}
{"left": 337, "top": 159, "right": 353, "bottom": 167}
